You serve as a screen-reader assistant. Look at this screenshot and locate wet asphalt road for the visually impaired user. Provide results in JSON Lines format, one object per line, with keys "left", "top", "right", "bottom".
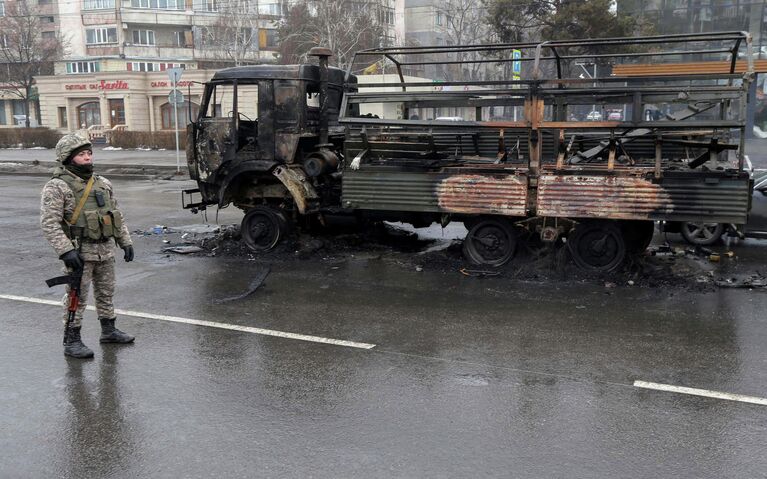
{"left": 1, "top": 174, "right": 767, "bottom": 478}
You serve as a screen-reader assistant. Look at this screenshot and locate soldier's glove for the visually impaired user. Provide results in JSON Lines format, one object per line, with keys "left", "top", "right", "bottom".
{"left": 122, "top": 245, "right": 134, "bottom": 262}
{"left": 60, "top": 250, "right": 84, "bottom": 270}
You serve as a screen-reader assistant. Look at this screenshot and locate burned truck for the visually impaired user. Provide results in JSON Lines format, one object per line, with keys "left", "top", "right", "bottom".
{"left": 184, "top": 33, "right": 755, "bottom": 271}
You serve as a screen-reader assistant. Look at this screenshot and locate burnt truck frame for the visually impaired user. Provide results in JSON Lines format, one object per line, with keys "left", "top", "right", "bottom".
{"left": 185, "top": 32, "right": 755, "bottom": 271}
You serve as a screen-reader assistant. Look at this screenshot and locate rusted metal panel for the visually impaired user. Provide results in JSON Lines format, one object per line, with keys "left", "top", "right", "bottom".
{"left": 342, "top": 168, "right": 528, "bottom": 216}
{"left": 537, "top": 175, "right": 750, "bottom": 223}
{"left": 612, "top": 60, "right": 767, "bottom": 76}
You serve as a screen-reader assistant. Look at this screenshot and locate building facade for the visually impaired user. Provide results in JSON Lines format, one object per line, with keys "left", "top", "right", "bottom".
{"left": 0, "top": 0, "right": 61, "bottom": 127}
{"left": 617, "top": 0, "right": 767, "bottom": 56}
{"left": 32, "top": 0, "right": 404, "bottom": 132}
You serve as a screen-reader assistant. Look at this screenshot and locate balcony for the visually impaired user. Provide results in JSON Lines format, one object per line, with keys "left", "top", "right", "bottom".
{"left": 86, "top": 45, "right": 121, "bottom": 56}
{"left": 123, "top": 44, "right": 195, "bottom": 59}
{"left": 119, "top": 8, "right": 194, "bottom": 26}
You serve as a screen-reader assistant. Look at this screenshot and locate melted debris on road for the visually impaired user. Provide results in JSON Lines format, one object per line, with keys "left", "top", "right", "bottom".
{"left": 145, "top": 222, "right": 767, "bottom": 292}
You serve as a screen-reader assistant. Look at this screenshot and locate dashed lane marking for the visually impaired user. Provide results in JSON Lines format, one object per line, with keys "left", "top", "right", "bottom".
{"left": 0, "top": 294, "right": 376, "bottom": 350}
{"left": 634, "top": 380, "right": 767, "bottom": 406}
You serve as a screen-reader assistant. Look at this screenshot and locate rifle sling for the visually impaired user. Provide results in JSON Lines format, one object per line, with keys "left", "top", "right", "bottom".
{"left": 69, "top": 176, "right": 95, "bottom": 226}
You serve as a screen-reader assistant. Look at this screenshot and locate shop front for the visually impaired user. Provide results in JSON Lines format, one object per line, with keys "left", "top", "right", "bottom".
{"left": 36, "top": 70, "right": 215, "bottom": 133}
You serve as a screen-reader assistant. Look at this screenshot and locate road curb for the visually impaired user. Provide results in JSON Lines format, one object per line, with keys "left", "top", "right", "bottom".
{"left": 0, "top": 161, "right": 184, "bottom": 180}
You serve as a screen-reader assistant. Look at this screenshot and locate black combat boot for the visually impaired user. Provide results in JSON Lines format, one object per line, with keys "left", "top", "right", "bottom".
{"left": 64, "top": 326, "right": 95, "bottom": 358}
{"left": 99, "top": 318, "right": 135, "bottom": 344}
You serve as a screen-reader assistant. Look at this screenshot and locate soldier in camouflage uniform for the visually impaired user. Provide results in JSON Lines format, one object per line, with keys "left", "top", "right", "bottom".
{"left": 41, "top": 133, "right": 135, "bottom": 359}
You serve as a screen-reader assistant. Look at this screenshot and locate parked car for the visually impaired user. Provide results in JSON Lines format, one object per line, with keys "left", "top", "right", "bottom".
{"left": 586, "top": 110, "right": 602, "bottom": 121}
{"left": 607, "top": 110, "right": 623, "bottom": 121}
{"left": 678, "top": 171, "right": 767, "bottom": 245}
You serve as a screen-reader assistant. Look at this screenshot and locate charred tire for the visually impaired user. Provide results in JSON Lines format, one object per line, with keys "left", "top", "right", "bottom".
{"left": 680, "top": 221, "right": 724, "bottom": 246}
{"left": 241, "top": 206, "right": 288, "bottom": 252}
{"left": 463, "top": 218, "right": 517, "bottom": 267}
{"left": 568, "top": 220, "right": 627, "bottom": 272}
{"left": 621, "top": 220, "right": 655, "bottom": 254}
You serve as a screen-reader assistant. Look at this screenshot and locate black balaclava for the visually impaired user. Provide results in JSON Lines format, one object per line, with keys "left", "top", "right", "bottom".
{"left": 64, "top": 145, "right": 94, "bottom": 180}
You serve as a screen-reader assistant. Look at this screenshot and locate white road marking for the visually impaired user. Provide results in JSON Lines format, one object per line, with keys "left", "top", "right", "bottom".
{"left": 0, "top": 294, "right": 376, "bottom": 350}
{"left": 634, "top": 380, "right": 767, "bottom": 406}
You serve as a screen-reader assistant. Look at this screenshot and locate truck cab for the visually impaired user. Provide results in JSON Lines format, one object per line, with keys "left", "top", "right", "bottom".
{"left": 186, "top": 62, "right": 355, "bottom": 213}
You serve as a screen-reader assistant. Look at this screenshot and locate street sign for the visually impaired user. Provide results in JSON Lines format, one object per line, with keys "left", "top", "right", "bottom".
{"left": 512, "top": 49, "right": 522, "bottom": 75}
{"left": 168, "top": 89, "right": 184, "bottom": 105}
{"left": 167, "top": 67, "right": 183, "bottom": 84}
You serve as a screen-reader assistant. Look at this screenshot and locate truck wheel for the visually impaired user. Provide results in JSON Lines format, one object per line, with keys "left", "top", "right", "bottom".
{"left": 463, "top": 218, "right": 517, "bottom": 267}
{"left": 680, "top": 222, "right": 724, "bottom": 246}
{"left": 241, "top": 206, "right": 288, "bottom": 252}
{"left": 568, "top": 220, "right": 626, "bottom": 272}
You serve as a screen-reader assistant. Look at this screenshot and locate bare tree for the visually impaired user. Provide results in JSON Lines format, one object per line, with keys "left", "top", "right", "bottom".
{"left": 277, "top": 0, "right": 387, "bottom": 71}
{"left": 199, "top": 0, "right": 265, "bottom": 66}
{"left": 0, "top": 0, "right": 65, "bottom": 127}
{"left": 434, "top": 0, "right": 492, "bottom": 81}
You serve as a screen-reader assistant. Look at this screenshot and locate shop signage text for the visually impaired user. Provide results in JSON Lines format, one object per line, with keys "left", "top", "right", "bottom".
{"left": 65, "top": 80, "right": 129, "bottom": 91}
{"left": 150, "top": 80, "right": 193, "bottom": 88}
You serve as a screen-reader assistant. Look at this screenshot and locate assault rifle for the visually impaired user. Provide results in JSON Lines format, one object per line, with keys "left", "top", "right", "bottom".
{"left": 45, "top": 229, "right": 84, "bottom": 344}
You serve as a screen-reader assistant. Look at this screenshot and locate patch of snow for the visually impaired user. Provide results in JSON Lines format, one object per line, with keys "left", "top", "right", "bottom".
{"left": 385, "top": 221, "right": 468, "bottom": 241}
{"left": 29, "top": 146, "right": 48, "bottom": 150}
{"left": 102, "top": 146, "right": 123, "bottom": 151}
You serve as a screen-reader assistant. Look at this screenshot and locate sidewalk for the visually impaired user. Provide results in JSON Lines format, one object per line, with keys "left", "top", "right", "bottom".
{"left": 0, "top": 146, "right": 184, "bottom": 177}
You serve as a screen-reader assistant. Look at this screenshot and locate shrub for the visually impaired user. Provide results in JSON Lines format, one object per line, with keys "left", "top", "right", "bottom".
{"left": 109, "top": 130, "right": 187, "bottom": 150}
{"left": 0, "top": 127, "right": 61, "bottom": 148}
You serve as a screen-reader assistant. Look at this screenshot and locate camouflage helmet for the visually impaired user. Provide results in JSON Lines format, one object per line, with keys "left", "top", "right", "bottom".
{"left": 55, "top": 133, "right": 92, "bottom": 164}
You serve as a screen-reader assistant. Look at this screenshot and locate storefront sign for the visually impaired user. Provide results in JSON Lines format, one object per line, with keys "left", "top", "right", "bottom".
{"left": 150, "top": 80, "right": 193, "bottom": 88}
{"left": 65, "top": 80, "right": 129, "bottom": 91}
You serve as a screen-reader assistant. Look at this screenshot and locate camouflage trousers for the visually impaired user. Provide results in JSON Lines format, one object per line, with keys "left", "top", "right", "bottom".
{"left": 61, "top": 258, "right": 116, "bottom": 328}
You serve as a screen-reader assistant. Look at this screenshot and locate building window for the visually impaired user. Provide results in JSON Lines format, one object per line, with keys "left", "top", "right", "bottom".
{"left": 85, "top": 27, "right": 117, "bottom": 44}
{"left": 132, "top": 29, "right": 155, "bottom": 45}
{"left": 435, "top": 11, "right": 442, "bottom": 26}
{"left": 161, "top": 101, "right": 198, "bottom": 129}
{"left": 42, "top": 31, "right": 55, "bottom": 40}
{"left": 130, "top": 0, "right": 182, "bottom": 9}
{"left": 378, "top": 6, "right": 394, "bottom": 25}
{"left": 38, "top": 0, "right": 51, "bottom": 4}
{"left": 108, "top": 99, "right": 125, "bottom": 127}
{"left": 128, "top": 62, "right": 157, "bottom": 72}
{"left": 127, "top": 61, "right": 182, "bottom": 72}
{"left": 257, "top": 2, "right": 282, "bottom": 16}
{"left": 77, "top": 101, "right": 101, "bottom": 128}
{"left": 159, "top": 62, "right": 185, "bottom": 71}
{"left": 259, "top": 29, "right": 278, "bottom": 49}
{"left": 66, "top": 61, "right": 100, "bottom": 74}
{"left": 203, "top": 0, "right": 215, "bottom": 12}
{"left": 58, "top": 107, "right": 68, "bottom": 128}
{"left": 39, "top": 16, "right": 54, "bottom": 23}
{"left": 172, "top": 30, "right": 192, "bottom": 47}
{"left": 0, "top": 101, "right": 6, "bottom": 124}
{"left": 11, "top": 100, "right": 24, "bottom": 115}
{"left": 83, "top": 0, "right": 115, "bottom": 10}
{"left": 1, "top": 34, "right": 8, "bottom": 49}
{"left": 0, "top": 2, "right": 4, "bottom": 16}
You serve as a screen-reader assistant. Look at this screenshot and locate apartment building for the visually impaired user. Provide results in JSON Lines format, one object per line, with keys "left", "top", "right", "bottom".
{"left": 0, "top": 0, "right": 60, "bottom": 127}
{"left": 34, "top": 0, "right": 403, "bottom": 132}
{"left": 617, "top": 0, "right": 767, "bottom": 55}
{"left": 36, "top": 0, "right": 291, "bottom": 131}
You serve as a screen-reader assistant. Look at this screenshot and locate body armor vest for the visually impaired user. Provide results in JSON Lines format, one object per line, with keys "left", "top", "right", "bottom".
{"left": 53, "top": 167, "right": 123, "bottom": 241}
